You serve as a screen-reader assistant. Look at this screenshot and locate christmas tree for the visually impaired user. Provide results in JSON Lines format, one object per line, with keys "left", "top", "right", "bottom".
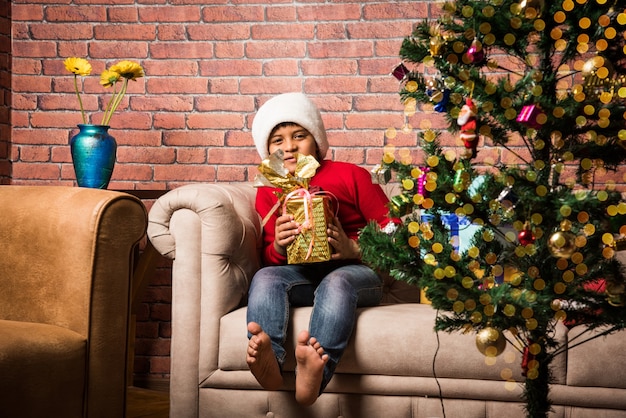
{"left": 359, "top": 1, "right": 626, "bottom": 417}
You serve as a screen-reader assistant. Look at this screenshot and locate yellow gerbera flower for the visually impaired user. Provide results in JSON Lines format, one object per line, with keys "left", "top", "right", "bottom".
{"left": 64, "top": 57, "right": 92, "bottom": 76}
{"left": 100, "top": 70, "right": 121, "bottom": 88}
{"left": 109, "top": 60, "right": 145, "bottom": 81}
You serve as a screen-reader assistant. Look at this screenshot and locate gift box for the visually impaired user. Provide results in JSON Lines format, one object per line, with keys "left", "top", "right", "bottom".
{"left": 284, "top": 195, "right": 332, "bottom": 264}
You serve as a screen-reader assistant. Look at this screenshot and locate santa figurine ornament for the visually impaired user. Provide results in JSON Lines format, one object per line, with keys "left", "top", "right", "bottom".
{"left": 457, "top": 98, "right": 479, "bottom": 159}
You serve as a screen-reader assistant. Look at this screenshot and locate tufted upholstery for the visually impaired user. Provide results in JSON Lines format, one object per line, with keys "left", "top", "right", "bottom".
{"left": 0, "top": 186, "right": 147, "bottom": 418}
{"left": 148, "top": 182, "right": 626, "bottom": 418}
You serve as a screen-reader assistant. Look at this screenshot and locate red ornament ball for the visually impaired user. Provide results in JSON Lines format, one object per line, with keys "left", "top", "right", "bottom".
{"left": 518, "top": 228, "right": 535, "bottom": 246}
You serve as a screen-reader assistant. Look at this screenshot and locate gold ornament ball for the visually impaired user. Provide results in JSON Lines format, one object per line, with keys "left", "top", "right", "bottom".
{"left": 548, "top": 230, "right": 577, "bottom": 259}
{"left": 520, "top": 0, "right": 545, "bottom": 14}
{"left": 475, "top": 327, "right": 506, "bottom": 357}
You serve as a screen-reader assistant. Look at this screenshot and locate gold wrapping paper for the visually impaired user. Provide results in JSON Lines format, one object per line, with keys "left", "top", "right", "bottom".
{"left": 253, "top": 150, "right": 320, "bottom": 194}
{"left": 285, "top": 196, "right": 332, "bottom": 264}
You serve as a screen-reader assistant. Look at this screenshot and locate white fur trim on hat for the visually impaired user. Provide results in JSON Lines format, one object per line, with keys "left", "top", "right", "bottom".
{"left": 251, "top": 93, "right": 329, "bottom": 160}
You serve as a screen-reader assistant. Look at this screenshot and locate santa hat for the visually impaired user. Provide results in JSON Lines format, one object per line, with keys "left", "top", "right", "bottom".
{"left": 251, "top": 93, "right": 329, "bottom": 160}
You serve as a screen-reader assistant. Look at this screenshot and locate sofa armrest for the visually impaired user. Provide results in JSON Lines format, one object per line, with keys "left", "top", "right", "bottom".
{"left": 0, "top": 185, "right": 147, "bottom": 417}
{"left": 147, "top": 183, "right": 261, "bottom": 416}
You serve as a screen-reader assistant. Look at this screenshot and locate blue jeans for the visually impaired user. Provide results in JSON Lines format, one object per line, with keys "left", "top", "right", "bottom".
{"left": 246, "top": 261, "right": 383, "bottom": 393}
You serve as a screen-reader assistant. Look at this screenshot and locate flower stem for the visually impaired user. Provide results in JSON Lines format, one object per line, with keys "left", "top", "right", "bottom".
{"left": 74, "top": 74, "right": 86, "bottom": 124}
{"left": 101, "top": 77, "right": 129, "bottom": 126}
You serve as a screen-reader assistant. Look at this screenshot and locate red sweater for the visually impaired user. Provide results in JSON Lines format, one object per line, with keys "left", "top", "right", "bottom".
{"left": 256, "top": 160, "right": 392, "bottom": 265}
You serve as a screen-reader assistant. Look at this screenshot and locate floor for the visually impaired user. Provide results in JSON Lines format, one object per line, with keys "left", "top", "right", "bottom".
{"left": 127, "top": 386, "right": 169, "bottom": 418}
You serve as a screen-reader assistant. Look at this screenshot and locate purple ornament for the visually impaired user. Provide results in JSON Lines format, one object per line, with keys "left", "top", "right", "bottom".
{"left": 417, "top": 167, "right": 430, "bottom": 197}
{"left": 517, "top": 104, "right": 542, "bottom": 129}
{"left": 466, "top": 39, "right": 485, "bottom": 64}
{"left": 391, "top": 63, "right": 410, "bottom": 81}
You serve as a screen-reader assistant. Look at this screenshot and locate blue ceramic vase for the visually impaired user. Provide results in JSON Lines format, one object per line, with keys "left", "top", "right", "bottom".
{"left": 70, "top": 124, "right": 117, "bottom": 189}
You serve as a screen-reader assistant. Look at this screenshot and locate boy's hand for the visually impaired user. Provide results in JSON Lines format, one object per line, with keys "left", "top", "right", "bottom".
{"left": 274, "top": 214, "right": 300, "bottom": 256}
{"left": 327, "top": 216, "right": 360, "bottom": 260}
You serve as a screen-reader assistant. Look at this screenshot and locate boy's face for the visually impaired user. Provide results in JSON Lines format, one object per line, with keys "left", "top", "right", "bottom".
{"left": 268, "top": 123, "right": 318, "bottom": 174}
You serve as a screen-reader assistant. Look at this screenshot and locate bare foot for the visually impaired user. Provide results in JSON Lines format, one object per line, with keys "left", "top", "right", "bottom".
{"left": 247, "top": 322, "right": 283, "bottom": 390}
{"left": 295, "top": 330, "right": 329, "bottom": 406}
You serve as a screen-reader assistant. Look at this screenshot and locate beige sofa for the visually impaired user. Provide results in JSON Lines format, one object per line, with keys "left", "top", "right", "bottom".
{"left": 148, "top": 183, "right": 626, "bottom": 418}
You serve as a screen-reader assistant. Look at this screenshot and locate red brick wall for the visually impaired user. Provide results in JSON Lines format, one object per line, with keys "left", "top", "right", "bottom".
{"left": 8, "top": 1, "right": 439, "bottom": 189}
{"left": 9, "top": 0, "right": 443, "bottom": 385}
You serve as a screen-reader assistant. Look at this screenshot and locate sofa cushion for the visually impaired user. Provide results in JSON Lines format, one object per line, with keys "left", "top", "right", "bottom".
{"left": 0, "top": 319, "right": 86, "bottom": 417}
{"left": 566, "top": 325, "right": 626, "bottom": 389}
{"left": 218, "top": 304, "right": 567, "bottom": 385}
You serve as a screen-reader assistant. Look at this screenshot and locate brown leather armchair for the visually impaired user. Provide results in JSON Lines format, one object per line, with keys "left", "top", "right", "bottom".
{"left": 0, "top": 186, "right": 147, "bottom": 418}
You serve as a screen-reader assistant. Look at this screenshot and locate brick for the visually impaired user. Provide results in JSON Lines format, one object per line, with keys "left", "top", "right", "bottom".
{"left": 138, "top": 6, "right": 201, "bottom": 23}
{"left": 94, "top": 24, "right": 157, "bottom": 40}
{"left": 330, "top": 130, "right": 386, "bottom": 149}
{"left": 51, "top": 145, "right": 72, "bottom": 163}
{"left": 105, "top": 112, "right": 153, "bottom": 130}
{"left": 154, "top": 113, "right": 186, "bottom": 130}
{"left": 245, "top": 41, "right": 307, "bottom": 59}
{"left": 208, "top": 78, "right": 240, "bottom": 94}
{"left": 263, "top": 60, "right": 299, "bottom": 76}
{"left": 30, "top": 23, "right": 94, "bottom": 40}
{"left": 45, "top": 6, "right": 107, "bottom": 22}
{"left": 363, "top": 3, "right": 429, "bottom": 20}
{"left": 153, "top": 163, "right": 215, "bottom": 182}
{"left": 117, "top": 147, "right": 176, "bottom": 164}
{"left": 31, "top": 111, "right": 83, "bottom": 128}
{"left": 347, "top": 21, "right": 414, "bottom": 41}
{"left": 199, "top": 60, "right": 262, "bottom": 77}
{"left": 266, "top": 5, "right": 296, "bottom": 22}
{"left": 239, "top": 77, "right": 302, "bottom": 95}
{"left": 163, "top": 130, "right": 224, "bottom": 147}
{"left": 149, "top": 42, "right": 213, "bottom": 59}
{"left": 176, "top": 147, "right": 207, "bottom": 164}
{"left": 19, "top": 145, "right": 51, "bottom": 163}
{"left": 309, "top": 41, "right": 374, "bottom": 59}
{"left": 305, "top": 76, "right": 368, "bottom": 94}
{"left": 359, "top": 58, "right": 402, "bottom": 76}
{"left": 301, "top": 59, "right": 358, "bottom": 76}
{"left": 12, "top": 5, "right": 44, "bottom": 22}
{"left": 226, "top": 130, "right": 254, "bottom": 148}
{"left": 143, "top": 59, "right": 198, "bottom": 76}
{"left": 355, "top": 94, "right": 405, "bottom": 112}
{"left": 12, "top": 162, "right": 61, "bottom": 180}
{"left": 375, "top": 39, "right": 405, "bottom": 58}
{"left": 214, "top": 42, "right": 245, "bottom": 59}
{"left": 187, "top": 23, "right": 250, "bottom": 41}
{"left": 156, "top": 25, "right": 187, "bottom": 41}
{"left": 108, "top": 7, "right": 139, "bottom": 22}
{"left": 134, "top": 337, "right": 170, "bottom": 356}
{"left": 12, "top": 58, "right": 42, "bottom": 75}
{"left": 88, "top": 41, "right": 149, "bottom": 59}
{"left": 197, "top": 95, "right": 255, "bottom": 113}
{"left": 57, "top": 42, "right": 89, "bottom": 59}
{"left": 296, "top": 4, "right": 361, "bottom": 22}
{"left": 251, "top": 23, "right": 314, "bottom": 40}
{"left": 108, "top": 128, "right": 162, "bottom": 146}
{"left": 12, "top": 41, "right": 58, "bottom": 58}
{"left": 147, "top": 77, "right": 209, "bottom": 94}
{"left": 135, "top": 322, "right": 159, "bottom": 339}
{"left": 149, "top": 355, "right": 171, "bottom": 374}
{"left": 316, "top": 23, "right": 347, "bottom": 40}
{"left": 109, "top": 163, "right": 153, "bottom": 181}
{"left": 208, "top": 147, "right": 259, "bottom": 165}
{"left": 216, "top": 165, "right": 248, "bottom": 182}
{"left": 12, "top": 94, "right": 37, "bottom": 111}
{"left": 132, "top": 96, "right": 194, "bottom": 112}
{"left": 186, "top": 113, "right": 243, "bottom": 130}
{"left": 202, "top": 5, "right": 264, "bottom": 22}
